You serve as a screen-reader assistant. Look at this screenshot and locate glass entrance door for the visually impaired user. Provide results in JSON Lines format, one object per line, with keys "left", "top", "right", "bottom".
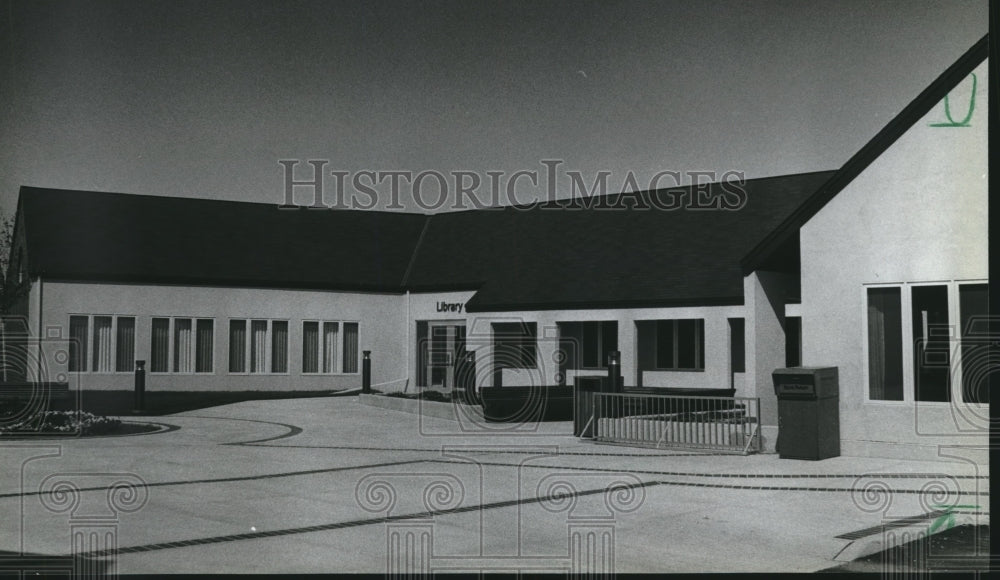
{"left": 419, "top": 322, "right": 466, "bottom": 388}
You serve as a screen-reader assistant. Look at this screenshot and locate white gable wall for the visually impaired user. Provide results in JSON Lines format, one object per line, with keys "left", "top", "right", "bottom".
{"left": 799, "top": 62, "right": 988, "bottom": 461}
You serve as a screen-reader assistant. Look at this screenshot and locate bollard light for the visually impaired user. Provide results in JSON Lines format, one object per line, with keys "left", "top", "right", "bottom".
{"left": 133, "top": 360, "right": 146, "bottom": 414}
{"left": 362, "top": 351, "right": 372, "bottom": 394}
{"left": 606, "top": 350, "right": 622, "bottom": 393}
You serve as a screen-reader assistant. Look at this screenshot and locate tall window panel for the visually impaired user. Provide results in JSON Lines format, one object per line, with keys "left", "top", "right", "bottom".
{"left": 654, "top": 320, "right": 675, "bottom": 369}
{"left": 229, "top": 320, "right": 247, "bottom": 373}
{"left": 173, "top": 318, "right": 193, "bottom": 373}
{"left": 92, "top": 316, "right": 113, "bottom": 373}
{"left": 959, "top": 283, "right": 989, "bottom": 404}
{"left": 302, "top": 321, "right": 320, "bottom": 373}
{"left": 323, "top": 322, "right": 339, "bottom": 373}
{"left": 69, "top": 316, "right": 89, "bottom": 372}
{"left": 676, "top": 319, "right": 701, "bottom": 369}
{"left": 342, "top": 322, "right": 359, "bottom": 373}
{"left": 866, "top": 288, "right": 904, "bottom": 401}
{"left": 729, "top": 318, "right": 745, "bottom": 374}
{"left": 114, "top": 317, "right": 136, "bottom": 372}
{"left": 271, "top": 321, "right": 288, "bottom": 373}
{"left": 912, "top": 285, "right": 950, "bottom": 402}
{"left": 150, "top": 318, "right": 170, "bottom": 372}
{"left": 195, "top": 319, "right": 214, "bottom": 373}
{"left": 250, "top": 320, "right": 267, "bottom": 373}
{"left": 785, "top": 316, "right": 802, "bottom": 368}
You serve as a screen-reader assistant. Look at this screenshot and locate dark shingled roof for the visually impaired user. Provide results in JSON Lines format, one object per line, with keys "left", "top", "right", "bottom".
{"left": 404, "top": 171, "right": 836, "bottom": 312}
{"left": 16, "top": 187, "right": 428, "bottom": 292}
{"left": 15, "top": 171, "right": 835, "bottom": 308}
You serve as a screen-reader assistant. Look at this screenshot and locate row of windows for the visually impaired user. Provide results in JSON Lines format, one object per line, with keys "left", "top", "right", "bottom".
{"left": 495, "top": 319, "right": 707, "bottom": 372}
{"left": 68, "top": 316, "right": 360, "bottom": 375}
{"left": 866, "top": 282, "right": 988, "bottom": 404}
{"left": 69, "top": 315, "right": 135, "bottom": 373}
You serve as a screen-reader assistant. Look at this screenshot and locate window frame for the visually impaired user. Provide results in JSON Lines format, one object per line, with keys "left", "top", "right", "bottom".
{"left": 301, "top": 319, "right": 362, "bottom": 375}
{"left": 643, "top": 318, "right": 705, "bottom": 372}
{"left": 957, "top": 282, "right": 989, "bottom": 405}
{"left": 67, "top": 313, "right": 137, "bottom": 375}
{"left": 148, "top": 316, "right": 216, "bottom": 376}
{"left": 227, "top": 318, "right": 290, "bottom": 375}
{"left": 492, "top": 322, "right": 538, "bottom": 369}
{"left": 558, "top": 320, "right": 618, "bottom": 371}
{"left": 861, "top": 280, "right": 987, "bottom": 406}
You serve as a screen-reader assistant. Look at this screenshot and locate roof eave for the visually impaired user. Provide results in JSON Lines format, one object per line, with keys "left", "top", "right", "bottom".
{"left": 465, "top": 295, "right": 745, "bottom": 313}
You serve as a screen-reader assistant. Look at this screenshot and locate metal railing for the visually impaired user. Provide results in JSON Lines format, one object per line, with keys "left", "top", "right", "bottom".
{"left": 591, "top": 392, "right": 761, "bottom": 454}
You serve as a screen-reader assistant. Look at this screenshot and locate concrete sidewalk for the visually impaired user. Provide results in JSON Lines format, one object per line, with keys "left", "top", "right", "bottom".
{"left": 0, "top": 396, "right": 989, "bottom": 574}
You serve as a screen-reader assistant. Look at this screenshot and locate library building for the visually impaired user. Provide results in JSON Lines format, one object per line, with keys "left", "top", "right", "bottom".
{"left": 1, "top": 38, "right": 988, "bottom": 462}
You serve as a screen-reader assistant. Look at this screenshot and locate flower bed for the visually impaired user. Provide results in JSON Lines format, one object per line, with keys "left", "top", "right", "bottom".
{"left": 1, "top": 410, "right": 123, "bottom": 436}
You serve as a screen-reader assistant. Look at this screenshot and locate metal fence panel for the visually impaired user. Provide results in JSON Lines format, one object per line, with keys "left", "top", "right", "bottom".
{"left": 591, "top": 392, "right": 761, "bottom": 454}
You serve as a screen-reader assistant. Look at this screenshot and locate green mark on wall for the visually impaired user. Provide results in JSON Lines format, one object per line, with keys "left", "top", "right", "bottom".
{"left": 929, "top": 73, "right": 976, "bottom": 127}
{"left": 928, "top": 504, "right": 980, "bottom": 533}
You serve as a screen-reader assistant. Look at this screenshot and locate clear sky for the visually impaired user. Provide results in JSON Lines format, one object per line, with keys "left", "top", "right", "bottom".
{"left": 0, "top": 0, "right": 988, "bottom": 214}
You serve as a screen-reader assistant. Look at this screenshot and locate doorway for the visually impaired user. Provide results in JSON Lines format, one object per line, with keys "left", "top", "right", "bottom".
{"left": 416, "top": 321, "right": 467, "bottom": 389}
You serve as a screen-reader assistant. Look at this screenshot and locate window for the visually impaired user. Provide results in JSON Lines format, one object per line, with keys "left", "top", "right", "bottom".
{"left": 558, "top": 321, "right": 618, "bottom": 369}
{"left": 173, "top": 318, "right": 193, "bottom": 373}
{"left": 271, "top": 321, "right": 288, "bottom": 373}
{"left": 149, "top": 317, "right": 214, "bottom": 374}
{"left": 865, "top": 282, "right": 987, "bottom": 404}
{"left": 959, "top": 283, "right": 988, "bottom": 404}
{"left": 151, "top": 318, "right": 170, "bottom": 372}
{"left": 637, "top": 319, "right": 704, "bottom": 371}
{"left": 92, "top": 316, "right": 113, "bottom": 372}
{"left": 343, "top": 322, "right": 359, "bottom": 373}
{"left": 867, "top": 287, "right": 904, "bottom": 401}
{"left": 912, "top": 285, "right": 950, "bottom": 402}
{"left": 229, "top": 319, "right": 288, "bottom": 374}
{"left": 303, "top": 321, "right": 320, "bottom": 373}
{"left": 729, "top": 318, "right": 745, "bottom": 373}
{"left": 493, "top": 322, "right": 537, "bottom": 368}
{"left": 68, "top": 315, "right": 136, "bottom": 373}
{"left": 69, "top": 316, "right": 89, "bottom": 372}
{"left": 302, "top": 321, "right": 359, "bottom": 374}
{"left": 785, "top": 316, "right": 801, "bottom": 368}
{"left": 249, "top": 320, "right": 266, "bottom": 372}
{"left": 196, "top": 319, "right": 214, "bottom": 373}
{"left": 115, "top": 317, "right": 136, "bottom": 372}
{"left": 229, "top": 320, "right": 246, "bottom": 373}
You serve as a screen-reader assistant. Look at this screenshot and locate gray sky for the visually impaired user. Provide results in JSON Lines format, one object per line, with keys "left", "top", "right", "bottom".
{"left": 0, "top": 0, "right": 988, "bottom": 214}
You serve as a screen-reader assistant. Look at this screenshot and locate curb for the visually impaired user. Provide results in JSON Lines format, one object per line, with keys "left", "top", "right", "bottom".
{"left": 833, "top": 512, "right": 990, "bottom": 562}
{"left": 356, "top": 393, "right": 484, "bottom": 422}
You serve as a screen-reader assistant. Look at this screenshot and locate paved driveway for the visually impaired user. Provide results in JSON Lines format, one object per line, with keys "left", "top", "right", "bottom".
{"left": 0, "top": 397, "right": 989, "bottom": 574}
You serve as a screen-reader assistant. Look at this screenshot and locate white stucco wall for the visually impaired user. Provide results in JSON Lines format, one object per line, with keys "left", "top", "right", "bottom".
{"left": 799, "top": 63, "right": 988, "bottom": 461}
{"left": 36, "top": 281, "right": 409, "bottom": 392}
{"left": 742, "top": 270, "right": 798, "bottom": 452}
